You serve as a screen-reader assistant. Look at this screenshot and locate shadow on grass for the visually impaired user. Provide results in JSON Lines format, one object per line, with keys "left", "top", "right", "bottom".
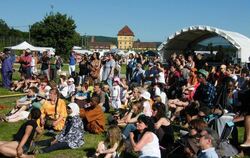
{"left": 83, "top": 147, "right": 96, "bottom": 157}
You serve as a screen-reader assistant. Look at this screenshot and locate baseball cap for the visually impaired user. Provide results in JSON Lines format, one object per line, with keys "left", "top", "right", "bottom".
{"left": 198, "top": 69, "right": 208, "bottom": 78}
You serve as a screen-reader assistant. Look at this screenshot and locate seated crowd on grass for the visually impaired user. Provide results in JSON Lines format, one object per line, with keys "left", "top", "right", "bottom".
{"left": 1, "top": 48, "right": 250, "bottom": 158}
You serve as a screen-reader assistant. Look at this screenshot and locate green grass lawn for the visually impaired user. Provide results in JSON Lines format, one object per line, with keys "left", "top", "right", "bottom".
{"left": 0, "top": 93, "right": 106, "bottom": 158}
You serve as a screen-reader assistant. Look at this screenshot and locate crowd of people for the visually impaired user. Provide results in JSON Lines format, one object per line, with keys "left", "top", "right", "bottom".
{"left": 0, "top": 48, "right": 250, "bottom": 158}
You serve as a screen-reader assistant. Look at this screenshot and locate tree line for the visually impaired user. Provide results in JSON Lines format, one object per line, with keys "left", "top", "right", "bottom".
{"left": 0, "top": 12, "right": 115, "bottom": 58}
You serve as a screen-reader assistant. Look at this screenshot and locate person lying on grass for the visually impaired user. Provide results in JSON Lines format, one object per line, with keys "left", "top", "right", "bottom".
{"left": 5, "top": 92, "right": 46, "bottom": 123}
{"left": 34, "top": 103, "right": 84, "bottom": 153}
{"left": 0, "top": 108, "right": 41, "bottom": 158}
{"left": 4, "top": 87, "right": 38, "bottom": 121}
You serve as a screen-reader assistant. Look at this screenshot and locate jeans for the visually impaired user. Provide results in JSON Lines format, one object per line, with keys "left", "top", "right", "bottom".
{"left": 122, "top": 123, "right": 137, "bottom": 139}
{"left": 69, "top": 65, "right": 76, "bottom": 76}
{"left": 35, "top": 138, "right": 70, "bottom": 153}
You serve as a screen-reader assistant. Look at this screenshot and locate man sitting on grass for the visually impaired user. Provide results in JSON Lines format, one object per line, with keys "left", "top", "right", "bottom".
{"left": 2, "top": 87, "right": 38, "bottom": 122}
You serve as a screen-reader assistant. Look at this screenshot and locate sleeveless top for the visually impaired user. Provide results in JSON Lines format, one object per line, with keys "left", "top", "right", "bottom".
{"left": 139, "top": 132, "right": 161, "bottom": 158}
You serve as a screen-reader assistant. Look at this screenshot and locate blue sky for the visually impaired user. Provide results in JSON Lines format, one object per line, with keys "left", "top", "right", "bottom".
{"left": 0, "top": 0, "right": 249, "bottom": 42}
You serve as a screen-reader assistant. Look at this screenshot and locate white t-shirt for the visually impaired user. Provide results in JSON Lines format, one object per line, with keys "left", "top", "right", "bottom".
{"left": 155, "top": 86, "right": 167, "bottom": 105}
{"left": 157, "top": 72, "right": 165, "bottom": 84}
{"left": 143, "top": 101, "right": 152, "bottom": 117}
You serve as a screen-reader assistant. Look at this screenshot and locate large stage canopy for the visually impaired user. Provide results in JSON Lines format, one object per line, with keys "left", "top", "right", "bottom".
{"left": 158, "top": 26, "right": 250, "bottom": 63}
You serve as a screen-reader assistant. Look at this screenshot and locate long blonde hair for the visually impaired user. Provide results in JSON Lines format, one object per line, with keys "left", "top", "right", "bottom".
{"left": 105, "top": 125, "right": 124, "bottom": 152}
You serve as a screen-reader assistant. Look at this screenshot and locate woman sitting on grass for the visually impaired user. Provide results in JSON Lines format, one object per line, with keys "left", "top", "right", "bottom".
{"left": 129, "top": 115, "right": 161, "bottom": 158}
{"left": 95, "top": 125, "right": 125, "bottom": 158}
{"left": 117, "top": 100, "right": 144, "bottom": 127}
{"left": 0, "top": 108, "right": 41, "bottom": 158}
{"left": 34, "top": 103, "right": 84, "bottom": 153}
{"left": 40, "top": 88, "right": 67, "bottom": 131}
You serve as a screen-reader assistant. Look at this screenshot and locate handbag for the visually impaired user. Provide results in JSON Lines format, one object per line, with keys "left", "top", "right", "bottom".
{"left": 44, "top": 98, "right": 59, "bottom": 129}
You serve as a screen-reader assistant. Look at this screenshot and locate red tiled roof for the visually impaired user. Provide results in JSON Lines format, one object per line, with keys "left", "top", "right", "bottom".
{"left": 117, "top": 25, "right": 134, "bottom": 36}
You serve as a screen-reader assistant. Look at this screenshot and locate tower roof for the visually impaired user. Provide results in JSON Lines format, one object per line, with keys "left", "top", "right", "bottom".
{"left": 118, "top": 25, "right": 134, "bottom": 36}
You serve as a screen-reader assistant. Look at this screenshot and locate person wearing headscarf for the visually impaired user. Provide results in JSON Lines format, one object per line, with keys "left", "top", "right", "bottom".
{"left": 34, "top": 103, "right": 84, "bottom": 153}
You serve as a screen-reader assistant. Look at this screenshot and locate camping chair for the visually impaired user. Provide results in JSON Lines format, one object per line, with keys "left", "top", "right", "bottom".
{"left": 216, "top": 121, "right": 238, "bottom": 158}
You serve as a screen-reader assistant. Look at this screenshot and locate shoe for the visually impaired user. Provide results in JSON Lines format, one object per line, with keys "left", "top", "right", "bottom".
{"left": 240, "top": 143, "right": 250, "bottom": 147}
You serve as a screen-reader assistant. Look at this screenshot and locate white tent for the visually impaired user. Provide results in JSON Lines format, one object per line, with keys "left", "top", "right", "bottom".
{"left": 73, "top": 49, "right": 93, "bottom": 55}
{"left": 34, "top": 47, "right": 55, "bottom": 55}
{"left": 7, "top": 41, "right": 56, "bottom": 55}
{"left": 6, "top": 41, "right": 36, "bottom": 51}
{"left": 158, "top": 25, "right": 250, "bottom": 63}
{"left": 72, "top": 46, "right": 82, "bottom": 50}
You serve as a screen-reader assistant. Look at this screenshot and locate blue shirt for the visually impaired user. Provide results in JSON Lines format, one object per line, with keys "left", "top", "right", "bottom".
{"left": 198, "top": 147, "right": 219, "bottom": 158}
{"left": 69, "top": 55, "right": 76, "bottom": 65}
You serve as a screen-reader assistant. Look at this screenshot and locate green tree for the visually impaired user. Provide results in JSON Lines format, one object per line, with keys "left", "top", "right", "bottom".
{"left": 30, "top": 13, "right": 80, "bottom": 57}
{"left": 0, "top": 19, "right": 9, "bottom": 37}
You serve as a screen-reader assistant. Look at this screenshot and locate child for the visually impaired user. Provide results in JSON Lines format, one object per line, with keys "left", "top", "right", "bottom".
{"left": 110, "top": 77, "right": 121, "bottom": 110}
{"left": 95, "top": 125, "right": 124, "bottom": 158}
{"left": 0, "top": 108, "right": 41, "bottom": 158}
{"left": 103, "top": 84, "right": 111, "bottom": 113}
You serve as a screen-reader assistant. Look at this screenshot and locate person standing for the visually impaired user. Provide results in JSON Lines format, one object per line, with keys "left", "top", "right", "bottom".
{"left": 69, "top": 51, "right": 76, "bottom": 77}
{"left": 89, "top": 52, "right": 101, "bottom": 82}
{"left": 102, "top": 53, "right": 115, "bottom": 88}
{"left": 0, "top": 49, "right": 13, "bottom": 89}
{"left": 49, "top": 53, "right": 57, "bottom": 81}
{"left": 40, "top": 51, "right": 50, "bottom": 81}
{"left": 126, "top": 53, "right": 136, "bottom": 82}
{"left": 19, "top": 49, "right": 32, "bottom": 79}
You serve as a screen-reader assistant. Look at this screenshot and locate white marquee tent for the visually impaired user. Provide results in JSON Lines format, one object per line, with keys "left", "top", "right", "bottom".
{"left": 6, "top": 41, "right": 55, "bottom": 55}
{"left": 158, "top": 25, "right": 250, "bottom": 63}
{"left": 6, "top": 41, "right": 36, "bottom": 51}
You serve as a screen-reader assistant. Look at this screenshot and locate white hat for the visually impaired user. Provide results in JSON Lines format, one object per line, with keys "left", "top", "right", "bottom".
{"left": 140, "top": 91, "right": 151, "bottom": 100}
{"left": 68, "top": 78, "right": 74, "bottom": 82}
